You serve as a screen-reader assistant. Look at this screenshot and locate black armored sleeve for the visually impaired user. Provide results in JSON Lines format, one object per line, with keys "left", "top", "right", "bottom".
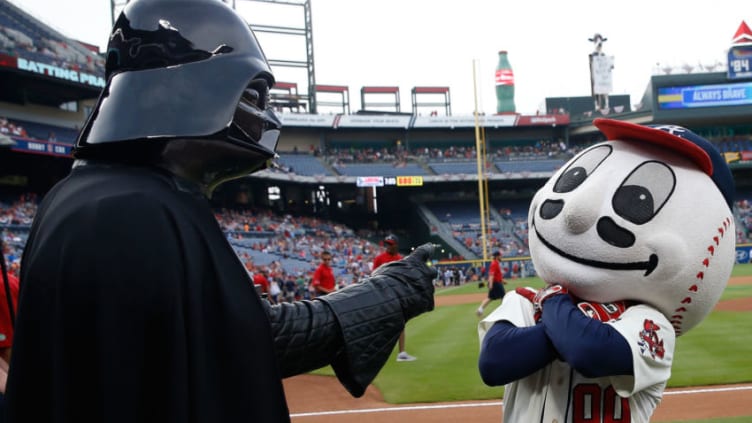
{"left": 264, "top": 244, "right": 437, "bottom": 397}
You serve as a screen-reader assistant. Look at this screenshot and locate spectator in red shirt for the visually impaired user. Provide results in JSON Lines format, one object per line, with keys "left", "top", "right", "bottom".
{"left": 310, "top": 251, "right": 336, "bottom": 298}
{"left": 0, "top": 269, "right": 19, "bottom": 396}
{"left": 373, "top": 235, "right": 415, "bottom": 362}
{"left": 373, "top": 234, "right": 402, "bottom": 269}
{"left": 252, "top": 268, "right": 274, "bottom": 304}
{"left": 477, "top": 250, "right": 506, "bottom": 316}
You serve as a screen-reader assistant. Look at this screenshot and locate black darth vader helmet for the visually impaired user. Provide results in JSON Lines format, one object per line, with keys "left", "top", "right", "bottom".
{"left": 75, "top": 0, "right": 281, "bottom": 194}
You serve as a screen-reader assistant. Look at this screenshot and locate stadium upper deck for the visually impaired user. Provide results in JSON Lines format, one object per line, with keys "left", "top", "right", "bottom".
{"left": 1, "top": 0, "right": 752, "bottom": 196}
{"left": 3, "top": 2, "right": 752, "bottom": 264}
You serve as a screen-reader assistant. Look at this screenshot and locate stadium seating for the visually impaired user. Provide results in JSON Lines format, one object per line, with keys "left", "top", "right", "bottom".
{"left": 716, "top": 138, "right": 752, "bottom": 153}
{"left": 0, "top": 0, "right": 104, "bottom": 73}
{"left": 426, "top": 200, "right": 483, "bottom": 224}
{"left": 11, "top": 118, "right": 78, "bottom": 143}
{"left": 276, "top": 153, "right": 334, "bottom": 176}
{"left": 334, "top": 162, "right": 428, "bottom": 177}
{"left": 427, "top": 161, "right": 483, "bottom": 175}
{"left": 494, "top": 159, "right": 566, "bottom": 174}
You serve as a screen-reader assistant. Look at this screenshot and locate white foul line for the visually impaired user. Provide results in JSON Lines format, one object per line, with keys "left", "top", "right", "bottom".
{"left": 662, "top": 385, "right": 752, "bottom": 396}
{"left": 290, "top": 385, "right": 752, "bottom": 418}
{"left": 291, "top": 401, "right": 503, "bottom": 417}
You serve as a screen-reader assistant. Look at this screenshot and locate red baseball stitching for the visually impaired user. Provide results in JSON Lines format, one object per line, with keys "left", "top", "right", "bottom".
{"left": 671, "top": 216, "right": 731, "bottom": 335}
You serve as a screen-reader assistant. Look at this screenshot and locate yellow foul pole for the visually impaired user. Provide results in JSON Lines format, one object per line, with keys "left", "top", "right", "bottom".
{"left": 472, "top": 60, "right": 489, "bottom": 261}
{"left": 482, "top": 124, "right": 491, "bottom": 247}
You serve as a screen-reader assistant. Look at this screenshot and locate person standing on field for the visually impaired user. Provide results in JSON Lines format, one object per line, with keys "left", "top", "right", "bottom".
{"left": 373, "top": 235, "right": 415, "bottom": 362}
{"left": 310, "top": 250, "right": 336, "bottom": 298}
{"left": 477, "top": 251, "right": 506, "bottom": 316}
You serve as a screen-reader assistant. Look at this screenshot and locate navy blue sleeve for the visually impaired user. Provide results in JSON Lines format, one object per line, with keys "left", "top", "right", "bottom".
{"left": 540, "top": 295, "right": 633, "bottom": 378}
{"left": 478, "top": 320, "right": 557, "bottom": 386}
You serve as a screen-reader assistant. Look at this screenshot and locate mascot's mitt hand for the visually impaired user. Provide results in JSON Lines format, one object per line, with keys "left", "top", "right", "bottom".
{"left": 515, "top": 284, "right": 569, "bottom": 322}
{"left": 371, "top": 243, "right": 438, "bottom": 321}
{"left": 516, "top": 285, "right": 630, "bottom": 322}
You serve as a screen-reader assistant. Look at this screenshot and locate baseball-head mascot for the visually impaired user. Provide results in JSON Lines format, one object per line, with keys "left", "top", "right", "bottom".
{"left": 478, "top": 118, "right": 735, "bottom": 423}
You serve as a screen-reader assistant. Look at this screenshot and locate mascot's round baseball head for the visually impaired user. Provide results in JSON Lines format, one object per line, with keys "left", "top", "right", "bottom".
{"left": 528, "top": 118, "right": 735, "bottom": 335}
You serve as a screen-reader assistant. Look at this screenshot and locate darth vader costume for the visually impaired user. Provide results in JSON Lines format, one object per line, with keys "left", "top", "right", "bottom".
{"left": 5, "top": 1, "right": 437, "bottom": 421}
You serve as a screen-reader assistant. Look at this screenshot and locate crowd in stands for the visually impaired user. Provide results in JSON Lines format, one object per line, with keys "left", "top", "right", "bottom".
{"left": 324, "top": 140, "right": 572, "bottom": 168}
{"left": 4, "top": 114, "right": 752, "bottom": 178}
{"left": 0, "top": 196, "right": 440, "bottom": 303}
{"left": 5, "top": 191, "right": 752, "bottom": 301}
{"left": 267, "top": 132, "right": 752, "bottom": 180}
{"left": 0, "top": 194, "right": 37, "bottom": 279}
{"left": 0, "top": 116, "right": 79, "bottom": 144}
{"left": 220, "top": 206, "right": 420, "bottom": 301}
{"left": 217, "top": 207, "right": 377, "bottom": 273}
{"left": 714, "top": 136, "right": 752, "bottom": 154}
{"left": 0, "top": 7, "right": 105, "bottom": 75}
{"left": 457, "top": 231, "right": 529, "bottom": 259}
{"left": 447, "top": 213, "right": 529, "bottom": 259}
{"left": 0, "top": 117, "right": 27, "bottom": 139}
{"left": 411, "top": 139, "right": 572, "bottom": 162}
{"left": 735, "top": 196, "right": 752, "bottom": 244}
{"left": 326, "top": 146, "right": 410, "bottom": 170}
{"left": 0, "top": 193, "right": 542, "bottom": 299}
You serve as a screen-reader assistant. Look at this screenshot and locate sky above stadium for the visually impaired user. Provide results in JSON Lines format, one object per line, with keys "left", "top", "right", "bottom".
{"left": 12, "top": 0, "right": 752, "bottom": 116}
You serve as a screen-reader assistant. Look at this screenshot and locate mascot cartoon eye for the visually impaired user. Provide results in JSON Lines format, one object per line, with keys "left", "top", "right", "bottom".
{"left": 612, "top": 161, "right": 675, "bottom": 225}
{"left": 553, "top": 145, "right": 611, "bottom": 193}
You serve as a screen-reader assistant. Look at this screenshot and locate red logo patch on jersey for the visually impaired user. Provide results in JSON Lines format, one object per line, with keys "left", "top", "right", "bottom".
{"left": 638, "top": 319, "right": 665, "bottom": 359}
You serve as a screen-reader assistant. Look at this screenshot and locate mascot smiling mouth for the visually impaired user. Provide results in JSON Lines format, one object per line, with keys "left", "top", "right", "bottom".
{"left": 533, "top": 221, "right": 659, "bottom": 276}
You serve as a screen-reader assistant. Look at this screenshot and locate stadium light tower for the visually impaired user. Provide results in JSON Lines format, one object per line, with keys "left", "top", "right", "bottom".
{"left": 233, "top": 0, "right": 317, "bottom": 112}
{"left": 110, "top": 0, "right": 128, "bottom": 26}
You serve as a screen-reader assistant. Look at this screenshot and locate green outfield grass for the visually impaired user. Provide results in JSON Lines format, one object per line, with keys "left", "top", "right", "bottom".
{"left": 312, "top": 263, "right": 752, "bottom": 408}
{"left": 729, "top": 262, "right": 752, "bottom": 276}
{"left": 434, "top": 276, "right": 545, "bottom": 296}
{"left": 722, "top": 283, "right": 752, "bottom": 300}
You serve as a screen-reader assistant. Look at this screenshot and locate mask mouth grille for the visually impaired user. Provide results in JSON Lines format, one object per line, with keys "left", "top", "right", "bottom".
{"left": 227, "top": 78, "right": 280, "bottom": 157}
{"left": 242, "top": 78, "right": 270, "bottom": 111}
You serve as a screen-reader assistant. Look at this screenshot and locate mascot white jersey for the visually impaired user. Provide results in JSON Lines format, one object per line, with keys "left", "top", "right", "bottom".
{"left": 478, "top": 118, "right": 736, "bottom": 423}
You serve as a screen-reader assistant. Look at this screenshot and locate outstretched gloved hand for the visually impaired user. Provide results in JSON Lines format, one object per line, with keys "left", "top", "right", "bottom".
{"left": 314, "top": 242, "right": 438, "bottom": 397}
{"left": 371, "top": 242, "right": 438, "bottom": 320}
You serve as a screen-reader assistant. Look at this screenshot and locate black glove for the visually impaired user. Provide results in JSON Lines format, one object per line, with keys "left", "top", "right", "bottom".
{"left": 370, "top": 242, "right": 438, "bottom": 320}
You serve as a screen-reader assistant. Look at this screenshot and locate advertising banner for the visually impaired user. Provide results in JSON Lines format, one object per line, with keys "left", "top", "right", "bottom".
{"left": 355, "top": 176, "right": 384, "bottom": 187}
{"left": 412, "top": 114, "right": 517, "bottom": 128}
{"left": 11, "top": 138, "right": 72, "bottom": 157}
{"left": 736, "top": 245, "right": 752, "bottom": 264}
{"left": 279, "top": 113, "right": 336, "bottom": 127}
{"left": 658, "top": 82, "right": 752, "bottom": 109}
{"left": 337, "top": 115, "right": 411, "bottom": 128}
{"left": 6, "top": 56, "right": 106, "bottom": 89}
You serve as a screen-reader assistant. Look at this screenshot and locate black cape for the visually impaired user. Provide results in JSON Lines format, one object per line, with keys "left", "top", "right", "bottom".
{"left": 7, "top": 163, "right": 294, "bottom": 422}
